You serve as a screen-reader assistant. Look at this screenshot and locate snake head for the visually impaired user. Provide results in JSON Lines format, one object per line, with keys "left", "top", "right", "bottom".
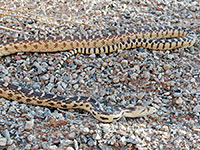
{"left": 123, "top": 104, "right": 157, "bottom": 118}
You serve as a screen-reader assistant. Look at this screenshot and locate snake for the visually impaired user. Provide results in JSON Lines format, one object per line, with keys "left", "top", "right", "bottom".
{"left": 0, "top": 26, "right": 197, "bottom": 122}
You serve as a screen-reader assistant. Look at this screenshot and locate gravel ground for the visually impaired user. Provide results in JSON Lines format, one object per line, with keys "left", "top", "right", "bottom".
{"left": 0, "top": 0, "right": 199, "bottom": 149}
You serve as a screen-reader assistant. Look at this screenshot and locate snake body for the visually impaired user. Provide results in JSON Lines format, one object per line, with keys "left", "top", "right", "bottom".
{"left": 0, "top": 26, "right": 197, "bottom": 122}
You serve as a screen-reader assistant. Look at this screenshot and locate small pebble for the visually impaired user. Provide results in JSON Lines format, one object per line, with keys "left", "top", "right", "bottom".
{"left": 82, "top": 127, "right": 90, "bottom": 135}
{"left": 176, "top": 98, "right": 183, "bottom": 105}
{"left": 74, "top": 139, "right": 79, "bottom": 150}
{"left": 89, "top": 53, "right": 96, "bottom": 59}
{"left": 137, "top": 92, "right": 145, "bottom": 99}
{"left": 88, "top": 139, "right": 96, "bottom": 146}
{"left": 94, "top": 134, "right": 101, "bottom": 140}
{"left": 3, "top": 76, "right": 10, "bottom": 82}
{"left": 24, "top": 120, "right": 34, "bottom": 131}
{"left": 162, "top": 99, "right": 170, "bottom": 104}
{"left": 190, "top": 78, "right": 195, "bottom": 82}
{"left": 66, "top": 147, "right": 74, "bottom": 150}
{"left": 27, "top": 135, "right": 36, "bottom": 143}
{"left": 67, "top": 132, "right": 76, "bottom": 140}
{"left": 113, "top": 77, "right": 120, "bottom": 84}
{"left": 173, "top": 93, "right": 182, "bottom": 97}
{"left": 163, "top": 64, "right": 171, "bottom": 70}
{"left": 0, "top": 138, "right": 6, "bottom": 146}
{"left": 193, "top": 105, "right": 200, "bottom": 113}
{"left": 47, "top": 145, "right": 58, "bottom": 150}
{"left": 190, "top": 89, "right": 196, "bottom": 94}
{"left": 23, "top": 76, "right": 30, "bottom": 82}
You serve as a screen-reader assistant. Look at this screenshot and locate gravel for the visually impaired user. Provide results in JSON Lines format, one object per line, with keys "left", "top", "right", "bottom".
{"left": 0, "top": 0, "right": 200, "bottom": 149}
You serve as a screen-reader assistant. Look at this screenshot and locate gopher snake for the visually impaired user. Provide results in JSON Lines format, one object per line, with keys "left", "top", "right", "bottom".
{"left": 0, "top": 26, "right": 197, "bottom": 122}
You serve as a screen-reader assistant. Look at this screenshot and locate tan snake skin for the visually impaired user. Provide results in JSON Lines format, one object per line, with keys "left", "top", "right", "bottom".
{"left": 0, "top": 26, "right": 197, "bottom": 122}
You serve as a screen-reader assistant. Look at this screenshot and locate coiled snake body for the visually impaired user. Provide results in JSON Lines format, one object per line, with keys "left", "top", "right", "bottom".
{"left": 0, "top": 26, "right": 197, "bottom": 122}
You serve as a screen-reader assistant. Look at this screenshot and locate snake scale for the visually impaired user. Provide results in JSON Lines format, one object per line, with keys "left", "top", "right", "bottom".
{"left": 0, "top": 26, "right": 197, "bottom": 122}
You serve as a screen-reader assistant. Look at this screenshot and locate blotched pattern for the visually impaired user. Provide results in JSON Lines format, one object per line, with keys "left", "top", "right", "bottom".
{"left": 0, "top": 26, "right": 196, "bottom": 122}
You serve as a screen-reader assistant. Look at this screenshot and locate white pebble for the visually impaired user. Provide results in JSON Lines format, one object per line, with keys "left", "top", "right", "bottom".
{"left": 81, "top": 127, "right": 90, "bottom": 135}
{"left": 74, "top": 139, "right": 79, "bottom": 150}
{"left": 67, "top": 132, "right": 76, "bottom": 139}
{"left": 191, "top": 89, "right": 196, "bottom": 94}
{"left": 176, "top": 98, "right": 183, "bottom": 105}
{"left": 163, "top": 64, "right": 171, "bottom": 70}
{"left": 193, "top": 105, "right": 200, "bottom": 113}
{"left": 137, "top": 92, "right": 145, "bottom": 99}
{"left": 0, "top": 138, "right": 6, "bottom": 146}
{"left": 190, "top": 78, "right": 195, "bottom": 82}
{"left": 120, "top": 136, "right": 126, "bottom": 145}
{"left": 113, "top": 77, "right": 119, "bottom": 84}
{"left": 24, "top": 120, "right": 34, "bottom": 131}
{"left": 66, "top": 147, "right": 74, "bottom": 150}
{"left": 47, "top": 145, "right": 58, "bottom": 150}
{"left": 100, "top": 124, "right": 110, "bottom": 133}
{"left": 94, "top": 134, "right": 101, "bottom": 140}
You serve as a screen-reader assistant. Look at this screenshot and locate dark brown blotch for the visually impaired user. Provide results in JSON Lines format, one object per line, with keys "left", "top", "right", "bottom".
{"left": 54, "top": 43, "right": 58, "bottom": 48}
{"left": 100, "top": 116, "right": 109, "bottom": 120}
{"left": 37, "top": 101, "right": 43, "bottom": 104}
{"left": 33, "top": 44, "right": 38, "bottom": 49}
{"left": 48, "top": 102, "right": 55, "bottom": 106}
{"left": 113, "top": 116, "right": 120, "bottom": 120}
{"left": 162, "top": 43, "right": 165, "bottom": 49}
{"left": 8, "top": 93, "right": 13, "bottom": 97}
{"left": 26, "top": 98, "right": 32, "bottom": 102}
{"left": 62, "top": 42, "right": 66, "bottom": 48}
{"left": 45, "top": 43, "right": 48, "bottom": 49}
{"left": 16, "top": 96, "right": 22, "bottom": 100}
{"left": 140, "top": 108, "right": 146, "bottom": 113}
{"left": 4, "top": 47, "right": 8, "bottom": 51}
{"left": 61, "top": 104, "right": 68, "bottom": 108}
{"left": 14, "top": 46, "right": 18, "bottom": 50}
{"left": 73, "top": 104, "right": 78, "bottom": 107}
{"left": 23, "top": 44, "right": 27, "bottom": 49}
{"left": 56, "top": 102, "right": 61, "bottom": 105}
{"left": 91, "top": 111, "right": 96, "bottom": 116}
